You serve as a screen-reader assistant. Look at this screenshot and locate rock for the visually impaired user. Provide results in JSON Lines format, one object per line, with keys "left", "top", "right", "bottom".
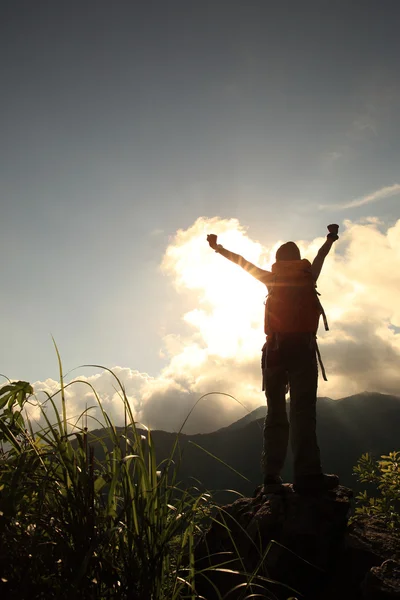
{"left": 348, "top": 518, "right": 400, "bottom": 564}
{"left": 194, "top": 488, "right": 400, "bottom": 600}
{"left": 194, "top": 482, "right": 353, "bottom": 599}
{"left": 362, "top": 559, "right": 400, "bottom": 599}
{"left": 346, "top": 518, "right": 400, "bottom": 600}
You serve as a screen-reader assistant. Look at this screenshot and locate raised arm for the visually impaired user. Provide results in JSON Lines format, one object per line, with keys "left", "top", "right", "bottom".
{"left": 207, "top": 234, "right": 272, "bottom": 284}
{"left": 311, "top": 224, "right": 339, "bottom": 281}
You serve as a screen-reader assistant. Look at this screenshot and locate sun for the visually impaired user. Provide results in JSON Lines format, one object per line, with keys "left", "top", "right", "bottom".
{"left": 161, "top": 220, "right": 276, "bottom": 358}
{"left": 178, "top": 238, "right": 270, "bottom": 357}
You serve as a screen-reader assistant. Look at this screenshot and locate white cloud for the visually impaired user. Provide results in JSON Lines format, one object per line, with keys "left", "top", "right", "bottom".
{"left": 22, "top": 217, "right": 400, "bottom": 434}
{"left": 351, "top": 113, "right": 377, "bottom": 136}
{"left": 319, "top": 183, "right": 400, "bottom": 210}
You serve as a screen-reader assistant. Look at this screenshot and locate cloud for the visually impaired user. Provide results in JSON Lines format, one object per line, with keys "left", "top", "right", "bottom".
{"left": 326, "top": 151, "right": 343, "bottom": 163}
{"left": 22, "top": 216, "right": 400, "bottom": 434}
{"left": 319, "top": 183, "right": 400, "bottom": 210}
{"left": 351, "top": 113, "right": 377, "bottom": 137}
{"left": 323, "top": 76, "right": 399, "bottom": 168}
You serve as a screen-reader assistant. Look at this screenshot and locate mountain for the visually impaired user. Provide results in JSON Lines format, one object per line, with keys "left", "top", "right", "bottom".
{"left": 215, "top": 396, "right": 339, "bottom": 433}
{"left": 87, "top": 392, "right": 400, "bottom": 502}
{"left": 216, "top": 405, "right": 267, "bottom": 432}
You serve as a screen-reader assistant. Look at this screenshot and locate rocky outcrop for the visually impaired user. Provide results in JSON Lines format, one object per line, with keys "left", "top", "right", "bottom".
{"left": 362, "top": 560, "right": 400, "bottom": 599}
{"left": 349, "top": 518, "right": 400, "bottom": 600}
{"left": 194, "top": 485, "right": 400, "bottom": 599}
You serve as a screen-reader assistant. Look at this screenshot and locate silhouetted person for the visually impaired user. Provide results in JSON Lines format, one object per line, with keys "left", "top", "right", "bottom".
{"left": 207, "top": 225, "right": 340, "bottom": 494}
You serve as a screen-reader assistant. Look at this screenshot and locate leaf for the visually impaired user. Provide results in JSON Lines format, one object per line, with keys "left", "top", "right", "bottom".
{"left": 12, "top": 410, "right": 25, "bottom": 430}
{"left": 94, "top": 476, "right": 107, "bottom": 494}
{"left": 0, "top": 381, "right": 33, "bottom": 411}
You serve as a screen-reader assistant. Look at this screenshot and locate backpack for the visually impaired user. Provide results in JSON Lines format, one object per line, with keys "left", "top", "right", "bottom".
{"left": 264, "top": 259, "right": 328, "bottom": 335}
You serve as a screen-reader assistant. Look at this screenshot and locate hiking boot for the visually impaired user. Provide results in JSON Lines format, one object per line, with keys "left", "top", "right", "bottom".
{"left": 294, "top": 473, "right": 339, "bottom": 495}
{"left": 263, "top": 475, "right": 284, "bottom": 493}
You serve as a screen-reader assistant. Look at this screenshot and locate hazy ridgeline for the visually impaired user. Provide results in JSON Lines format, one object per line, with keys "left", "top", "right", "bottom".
{"left": 0, "top": 371, "right": 399, "bottom": 599}
{"left": 85, "top": 392, "right": 400, "bottom": 502}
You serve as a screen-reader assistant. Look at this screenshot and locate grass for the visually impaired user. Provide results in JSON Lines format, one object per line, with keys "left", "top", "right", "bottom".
{"left": 0, "top": 360, "right": 296, "bottom": 600}
{"left": 2, "top": 357, "right": 398, "bottom": 599}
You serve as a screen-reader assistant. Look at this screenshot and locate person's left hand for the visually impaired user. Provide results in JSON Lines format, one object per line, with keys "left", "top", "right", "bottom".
{"left": 327, "top": 224, "right": 339, "bottom": 241}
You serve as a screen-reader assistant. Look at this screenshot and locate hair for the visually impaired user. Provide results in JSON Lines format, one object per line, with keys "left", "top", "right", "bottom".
{"left": 275, "top": 241, "right": 301, "bottom": 262}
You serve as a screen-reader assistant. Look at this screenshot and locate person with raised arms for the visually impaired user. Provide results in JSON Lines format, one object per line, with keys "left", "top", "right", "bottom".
{"left": 207, "top": 225, "right": 340, "bottom": 494}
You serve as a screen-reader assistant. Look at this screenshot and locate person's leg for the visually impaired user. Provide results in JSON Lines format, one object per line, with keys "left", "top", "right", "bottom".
{"left": 288, "top": 350, "right": 322, "bottom": 483}
{"left": 262, "top": 365, "right": 289, "bottom": 481}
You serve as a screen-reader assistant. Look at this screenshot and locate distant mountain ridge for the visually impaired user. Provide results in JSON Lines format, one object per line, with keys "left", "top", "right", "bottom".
{"left": 88, "top": 392, "right": 400, "bottom": 500}
{"left": 216, "top": 392, "right": 399, "bottom": 434}
{"left": 215, "top": 405, "right": 267, "bottom": 432}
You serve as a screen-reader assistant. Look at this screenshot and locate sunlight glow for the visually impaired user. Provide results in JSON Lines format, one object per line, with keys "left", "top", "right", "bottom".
{"left": 160, "top": 216, "right": 400, "bottom": 403}
{"left": 163, "top": 219, "right": 273, "bottom": 359}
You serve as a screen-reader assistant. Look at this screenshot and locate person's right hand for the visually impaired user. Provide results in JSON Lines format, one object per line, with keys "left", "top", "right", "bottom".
{"left": 207, "top": 234, "right": 218, "bottom": 249}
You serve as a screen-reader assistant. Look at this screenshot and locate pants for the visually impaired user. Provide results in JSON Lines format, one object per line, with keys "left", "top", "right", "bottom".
{"left": 261, "top": 334, "right": 322, "bottom": 482}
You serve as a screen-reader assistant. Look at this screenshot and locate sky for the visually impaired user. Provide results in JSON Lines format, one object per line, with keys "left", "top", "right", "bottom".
{"left": 1, "top": 1, "right": 400, "bottom": 433}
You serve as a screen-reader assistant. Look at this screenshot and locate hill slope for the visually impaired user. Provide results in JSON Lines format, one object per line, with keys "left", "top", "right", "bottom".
{"left": 88, "top": 392, "right": 400, "bottom": 500}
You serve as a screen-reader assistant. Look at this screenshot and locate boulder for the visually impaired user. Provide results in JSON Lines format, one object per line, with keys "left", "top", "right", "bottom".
{"left": 347, "top": 518, "right": 400, "bottom": 600}
{"left": 362, "top": 559, "right": 400, "bottom": 599}
{"left": 194, "top": 482, "right": 352, "bottom": 599}
{"left": 194, "top": 487, "right": 400, "bottom": 599}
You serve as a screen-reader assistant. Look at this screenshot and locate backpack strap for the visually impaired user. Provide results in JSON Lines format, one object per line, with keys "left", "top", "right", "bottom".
{"left": 261, "top": 341, "right": 267, "bottom": 391}
{"left": 261, "top": 335, "right": 328, "bottom": 384}
{"left": 316, "top": 290, "right": 329, "bottom": 331}
{"left": 321, "top": 306, "right": 329, "bottom": 331}
{"left": 264, "top": 274, "right": 277, "bottom": 336}
{"left": 315, "top": 340, "right": 328, "bottom": 381}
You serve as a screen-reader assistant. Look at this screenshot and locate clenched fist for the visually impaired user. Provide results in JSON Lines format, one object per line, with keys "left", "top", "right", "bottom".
{"left": 207, "top": 234, "right": 218, "bottom": 249}
{"left": 327, "top": 224, "right": 339, "bottom": 235}
{"left": 327, "top": 224, "right": 339, "bottom": 241}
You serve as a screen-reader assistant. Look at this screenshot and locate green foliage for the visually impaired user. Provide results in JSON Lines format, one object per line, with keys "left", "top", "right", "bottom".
{"left": 0, "top": 374, "right": 293, "bottom": 599}
{"left": 353, "top": 451, "right": 400, "bottom": 530}
{"left": 0, "top": 376, "right": 215, "bottom": 599}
